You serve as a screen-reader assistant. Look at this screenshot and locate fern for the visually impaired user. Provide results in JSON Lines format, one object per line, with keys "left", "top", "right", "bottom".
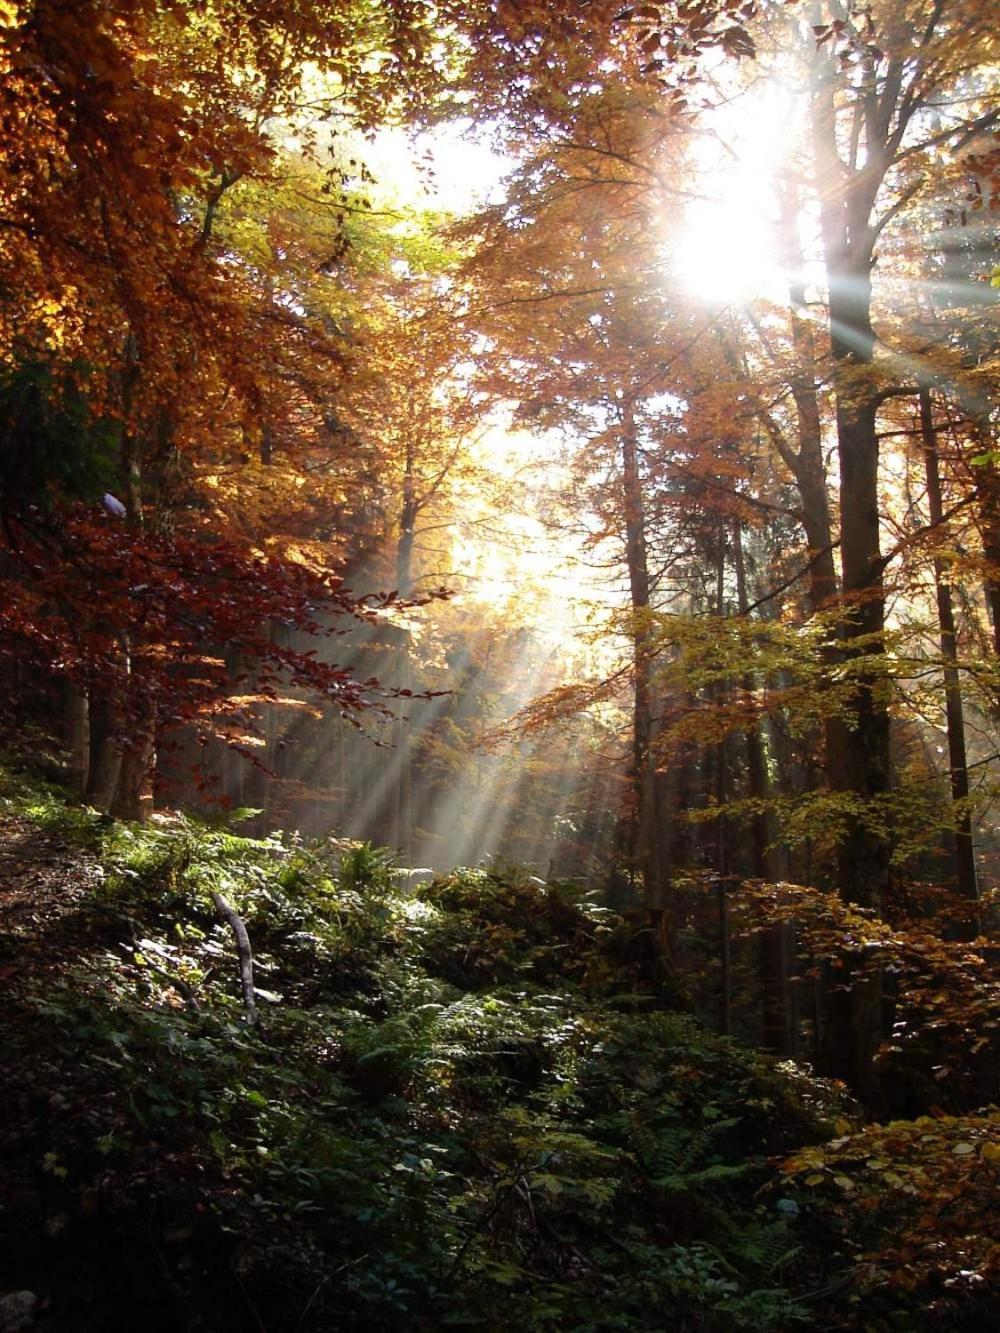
{"left": 633, "top": 1112, "right": 750, "bottom": 1196}
{"left": 726, "top": 1217, "right": 802, "bottom": 1279}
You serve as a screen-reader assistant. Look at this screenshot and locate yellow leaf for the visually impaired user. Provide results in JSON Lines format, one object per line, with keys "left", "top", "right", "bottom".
{"left": 981, "top": 1143, "right": 1000, "bottom": 1163}
{"left": 805, "top": 1173, "right": 826, "bottom": 1186}
{"left": 834, "top": 1175, "right": 855, "bottom": 1190}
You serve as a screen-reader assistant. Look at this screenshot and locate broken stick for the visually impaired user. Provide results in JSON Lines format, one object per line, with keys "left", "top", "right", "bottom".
{"left": 212, "top": 891, "right": 257, "bottom": 1025}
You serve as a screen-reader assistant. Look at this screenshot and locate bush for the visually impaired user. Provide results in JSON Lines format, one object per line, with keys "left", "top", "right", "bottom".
{"left": 0, "top": 786, "right": 995, "bottom": 1330}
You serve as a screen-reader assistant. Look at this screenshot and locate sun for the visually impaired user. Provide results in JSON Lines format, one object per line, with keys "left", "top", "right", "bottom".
{"left": 669, "top": 80, "right": 799, "bottom": 307}
{"left": 673, "top": 190, "right": 782, "bottom": 304}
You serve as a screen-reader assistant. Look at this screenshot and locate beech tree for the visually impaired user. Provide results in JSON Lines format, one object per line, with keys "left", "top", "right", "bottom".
{"left": 799, "top": 0, "right": 998, "bottom": 908}
{"left": 0, "top": 0, "right": 454, "bottom": 813}
{"left": 1, "top": 0, "right": 997, "bottom": 1110}
{"left": 459, "top": 77, "right": 692, "bottom": 903}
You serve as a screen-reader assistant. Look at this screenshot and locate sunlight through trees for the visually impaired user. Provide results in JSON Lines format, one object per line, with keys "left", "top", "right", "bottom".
{"left": 1, "top": 4, "right": 999, "bottom": 1295}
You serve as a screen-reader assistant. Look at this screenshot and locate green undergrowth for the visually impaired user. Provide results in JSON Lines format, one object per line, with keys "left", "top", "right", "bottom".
{"left": 0, "top": 765, "right": 997, "bottom": 1331}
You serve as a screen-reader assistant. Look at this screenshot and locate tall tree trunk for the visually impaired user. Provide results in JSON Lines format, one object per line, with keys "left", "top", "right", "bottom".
{"left": 732, "top": 521, "right": 776, "bottom": 877}
{"left": 85, "top": 691, "right": 122, "bottom": 811}
{"left": 619, "top": 397, "right": 665, "bottom": 907}
{"left": 733, "top": 521, "right": 790, "bottom": 1054}
{"left": 777, "top": 181, "right": 839, "bottom": 612}
{"left": 391, "top": 434, "right": 418, "bottom": 863}
{"left": 971, "top": 438, "right": 1000, "bottom": 661}
{"left": 110, "top": 383, "right": 157, "bottom": 819}
{"left": 260, "top": 421, "right": 274, "bottom": 466}
{"left": 119, "top": 334, "right": 143, "bottom": 524}
{"left": 920, "top": 383, "right": 979, "bottom": 924}
{"left": 714, "top": 528, "right": 731, "bottom": 1036}
{"left": 811, "top": 52, "right": 889, "bottom": 1104}
{"left": 64, "top": 682, "right": 89, "bottom": 795}
{"left": 111, "top": 701, "right": 156, "bottom": 822}
{"left": 828, "top": 377, "right": 891, "bottom": 908}
{"left": 730, "top": 192, "right": 847, "bottom": 862}
{"left": 811, "top": 62, "right": 891, "bottom": 915}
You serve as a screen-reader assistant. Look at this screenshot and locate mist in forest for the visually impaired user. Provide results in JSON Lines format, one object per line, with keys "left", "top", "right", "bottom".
{"left": 165, "top": 544, "right": 624, "bottom": 880}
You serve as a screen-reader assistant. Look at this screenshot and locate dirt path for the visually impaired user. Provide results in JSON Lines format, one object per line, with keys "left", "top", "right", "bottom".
{"left": 0, "top": 815, "right": 104, "bottom": 990}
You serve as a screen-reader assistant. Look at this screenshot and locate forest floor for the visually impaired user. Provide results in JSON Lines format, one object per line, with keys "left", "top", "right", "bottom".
{"left": 0, "top": 811, "right": 112, "bottom": 1333}
{"left": 0, "top": 761, "right": 998, "bottom": 1332}
{"left": 0, "top": 813, "right": 104, "bottom": 991}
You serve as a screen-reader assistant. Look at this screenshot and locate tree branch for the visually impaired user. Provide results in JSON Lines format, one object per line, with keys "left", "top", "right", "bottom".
{"left": 213, "top": 892, "right": 257, "bottom": 1024}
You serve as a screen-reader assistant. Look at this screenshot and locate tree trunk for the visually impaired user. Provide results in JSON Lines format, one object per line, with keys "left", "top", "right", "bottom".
{"left": 85, "top": 691, "right": 122, "bottom": 811}
{"left": 777, "top": 180, "right": 839, "bottom": 611}
{"left": 810, "top": 48, "right": 892, "bottom": 1102}
{"left": 118, "top": 336, "right": 143, "bottom": 524}
{"left": 619, "top": 397, "right": 665, "bottom": 907}
{"left": 829, "top": 381, "right": 891, "bottom": 909}
{"left": 713, "top": 527, "right": 733, "bottom": 1035}
{"left": 823, "top": 962, "right": 884, "bottom": 1106}
{"left": 732, "top": 521, "right": 776, "bottom": 876}
{"left": 811, "top": 62, "right": 891, "bottom": 914}
{"left": 733, "top": 521, "right": 790, "bottom": 1054}
{"left": 391, "top": 434, "right": 418, "bottom": 862}
{"left": 64, "top": 682, "right": 89, "bottom": 794}
{"left": 920, "top": 383, "right": 979, "bottom": 924}
{"left": 110, "top": 702, "right": 156, "bottom": 822}
{"left": 972, "top": 441, "right": 1000, "bottom": 661}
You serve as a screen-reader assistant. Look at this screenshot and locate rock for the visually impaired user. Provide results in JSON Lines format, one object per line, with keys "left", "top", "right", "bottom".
{"left": 0, "top": 1291, "right": 36, "bottom": 1332}
{"left": 392, "top": 868, "right": 436, "bottom": 895}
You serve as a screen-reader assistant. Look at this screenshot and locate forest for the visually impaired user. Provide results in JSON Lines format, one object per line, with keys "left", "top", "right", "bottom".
{"left": 0, "top": 0, "right": 997, "bottom": 1328}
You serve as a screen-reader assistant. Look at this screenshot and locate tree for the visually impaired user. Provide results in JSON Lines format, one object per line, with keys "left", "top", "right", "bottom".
{"left": 460, "top": 77, "right": 698, "bottom": 905}
{"left": 0, "top": 0, "right": 457, "bottom": 813}
{"left": 804, "top": 0, "right": 998, "bottom": 907}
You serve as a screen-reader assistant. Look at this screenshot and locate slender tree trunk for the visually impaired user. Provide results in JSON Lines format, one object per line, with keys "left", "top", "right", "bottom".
{"left": 733, "top": 521, "right": 790, "bottom": 1054}
{"left": 714, "top": 532, "right": 731, "bottom": 1037}
{"left": 971, "top": 437, "right": 1000, "bottom": 661}
{"left": 763, "top": 196, "right": 850, "bottom": 856}
{"left": 260, "top": 421, "right": 273, "bottom": 466}
{"left": 732, "top": 521, "right": 776, "bottom": 876}
{"left": 111, "top": 703, "right": 156, "bottom": 822}
{"left": 619, "top": 397, "right": 664, "bottom": 907}
{"left": 738, "top": 185, "right": 847, "bottom": 847}
{"left": 392, "top": 436, "right": 418, "bottom": 863}
{"left": 828, "top": 380, "right": 891, "bottom": 907}
{"left": 920, "top": 384, "right": 979, "bottom": 923}
{"left": 777, "top": 181, "right": 839, "bottom": 611}
{"left": 119, "top": 336, "right": 143, "bottom": 525}
{"left": 811, "top": 55, "right": 889, "bottom": 1104}
{"left": 111, "top": 391, "right": 157, "bottom": 820}
{"left": 64, "top": 682, "right": 89, "bottom": 795}
{"left": 85, "top": 691, "right": 122, "bottom": 811}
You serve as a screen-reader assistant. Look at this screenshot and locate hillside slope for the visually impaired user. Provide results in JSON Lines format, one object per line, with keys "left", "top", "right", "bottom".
{"left": 0, "top": 763, "right": 997, "bottom": 1331}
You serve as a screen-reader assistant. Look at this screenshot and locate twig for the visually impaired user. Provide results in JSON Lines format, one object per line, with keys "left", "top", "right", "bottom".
{"left": 125, "top": 936, "right": 200, "bottom": 1012}
{"left": 143, "top": 956, "right": 201, "bottom": 1013}
{"left": 213, "top": 892, "right": 257, "bottom": 1025}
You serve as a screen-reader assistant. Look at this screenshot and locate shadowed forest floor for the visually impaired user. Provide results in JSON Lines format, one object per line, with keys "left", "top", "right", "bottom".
{"left": 0, "top": 764, "right": 997, "bottom": 1332}
{"left": 0, "top": 814, "right": 105, "bottom": 990}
